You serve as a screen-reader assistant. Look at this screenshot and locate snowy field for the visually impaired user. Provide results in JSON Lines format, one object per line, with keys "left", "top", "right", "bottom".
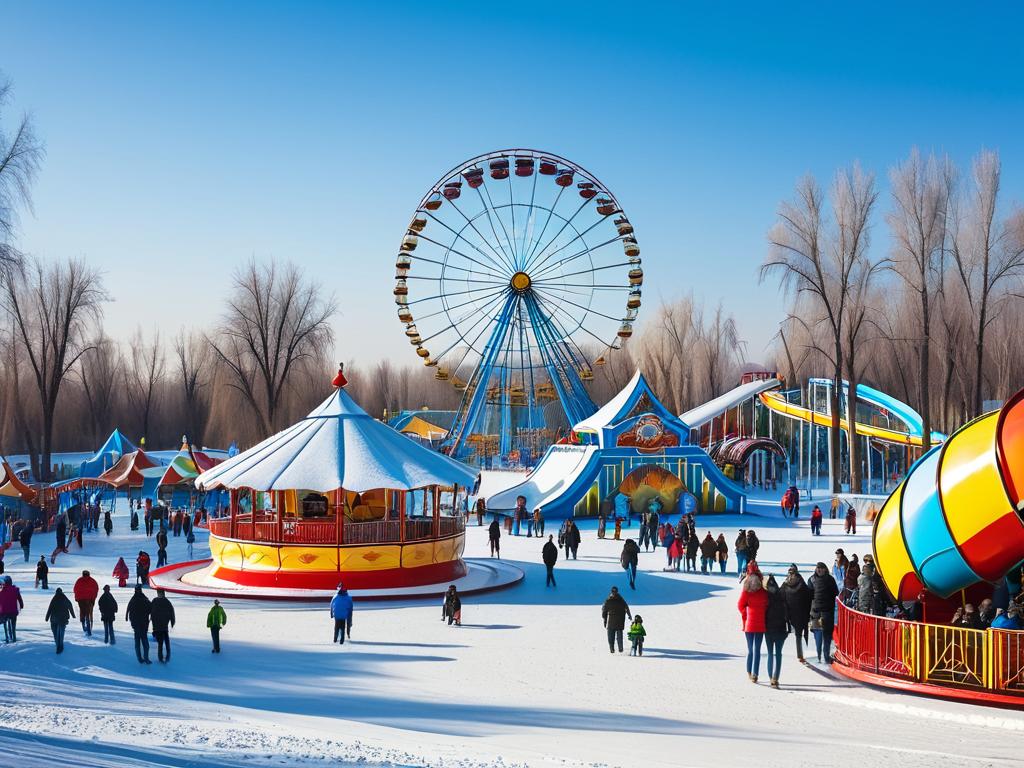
{"left": 2, "top": 504, "right": 1023, "bottom": 768}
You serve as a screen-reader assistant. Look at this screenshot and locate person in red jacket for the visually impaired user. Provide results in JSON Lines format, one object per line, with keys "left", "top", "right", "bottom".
{"left": 112, "top": 557, "right": 130, "bottom": 588}
{"left": 810, "top": 505, "right": 823, "bottom": 536}
{"left": 72, "top": 569, "right": 99, "bottom": 637}
{"left": 737, "top": 572, "right": 768, "bottom": 683}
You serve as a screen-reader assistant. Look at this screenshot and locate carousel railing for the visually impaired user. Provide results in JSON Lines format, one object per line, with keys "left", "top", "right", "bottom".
{"left": 833, "top": 600, "right": 1024, "bottom": 697}
{"left": 207, "top": 512, "right": 465, "bottom": 545}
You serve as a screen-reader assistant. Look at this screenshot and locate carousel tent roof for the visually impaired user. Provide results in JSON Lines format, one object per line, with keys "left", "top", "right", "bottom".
{"left": 0, "top": 460, "right": 35, "bottom": 501}
{"left": 79, "top": 429, "right": 137, "bottom": 478}
{"left": 159, "top": 443, "right": 201, "bottom": 486}
{"left": 195, "top": 387, "right": 478, "bottom": 493}
{"left": 98, "top": 449, "right": 157, "bottom": 488}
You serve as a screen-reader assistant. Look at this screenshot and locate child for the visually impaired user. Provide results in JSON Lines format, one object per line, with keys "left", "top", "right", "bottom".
{"left": 613, "top": 516, "right": 623, "bottom": 541}
{"left": 628, "top": 615, "right": 646, "bottom": 656}
{"left": 113, "top": 557, "right": 130, "bottom": 588}
{"left": 35, "top": 556, "right": 49, "bottom": 589}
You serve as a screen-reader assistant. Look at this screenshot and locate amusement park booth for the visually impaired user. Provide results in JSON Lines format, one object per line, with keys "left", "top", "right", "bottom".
{"left": 194, "top": 376, "right": 479, "bottom": 591}
{"left": 487, "top": 371, "right": 746, "bottom": 519}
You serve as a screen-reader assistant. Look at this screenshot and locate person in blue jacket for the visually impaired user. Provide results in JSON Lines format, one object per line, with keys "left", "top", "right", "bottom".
{"left": 991, "top": 605, "right": 1023, "bottom": 630}
{"left": 330, "top": 585, "right": 354, "bottom": 644}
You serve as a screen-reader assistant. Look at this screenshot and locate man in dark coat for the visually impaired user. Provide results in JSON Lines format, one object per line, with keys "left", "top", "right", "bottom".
{"left": 781, "top": 564, "right": 812, "bottom": 662}
{"left": 98, "top": 585, "right": 118, "bottom": 645}
{"left": 745, "top": 529, "right": 760, "bottom": 563}
{"left": 620, "top": 539, "right": 640, "bottom": 589}
{"left": 808, "top": 562, "right": 839, "bottom": 663}
{"left": 563, "top": 520, "right": 581, "bottom": 560}
{"left": 647, "top": 510, "right": 660, "bottom": 550}
{"left": 19, "top": 523, "right": 33, "bottom": 562}
{"left": 542, "top": 534, "right": 558, "bottom": 587}
{"left": 150, "top": 589, "right": 176, "bottom": 663}
{"left": 126, "top": 586, "right": 152, "bottom": 664}
{"left": 699, "top": 533, "right": 717, "bottom": 574}
{"left": 44, "top": 587, "right": 75, "bottom": 654}
{"left": 488, "top": 518, "right": 501, "bottom": 558}
{"left": 734, "top": 529, "right": 749, "bottom": 579}
{"left": 601, "top": 586, "right": 632, "bottom": 653}
{"left": 156, "top": 529, "right": 169, "bottom": 568}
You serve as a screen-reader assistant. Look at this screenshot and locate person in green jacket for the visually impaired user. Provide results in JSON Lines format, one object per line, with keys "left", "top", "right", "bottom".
{"left": 627, "top": 615, "right": 647, "bottom": 657}
{"left": 207, "top": 599, "right": 226, "bottom": 653}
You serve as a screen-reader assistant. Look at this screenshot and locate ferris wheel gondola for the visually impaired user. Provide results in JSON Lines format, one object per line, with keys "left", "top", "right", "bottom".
{"left": 394, "top": 149, "right": 642, "bottom": 466}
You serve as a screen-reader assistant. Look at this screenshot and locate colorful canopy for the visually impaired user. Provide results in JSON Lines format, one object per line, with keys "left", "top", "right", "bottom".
{"left": 79, "top": 429, "right": 137, "bottom": 478}
{"left": 97, "top": 449, "right": 157, "bottom": 488}
{"left": 195, "top": 386, "right": 478, "bottom": 493}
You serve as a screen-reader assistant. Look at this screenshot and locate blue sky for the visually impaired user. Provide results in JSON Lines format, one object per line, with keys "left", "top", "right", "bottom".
{"left": 4, "top": 2, "right": 1024, "bottom": 368}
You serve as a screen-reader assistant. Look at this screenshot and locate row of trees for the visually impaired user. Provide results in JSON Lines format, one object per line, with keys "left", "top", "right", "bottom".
{"left": 763, "top": 148, "right": 1024, "bottom": 493}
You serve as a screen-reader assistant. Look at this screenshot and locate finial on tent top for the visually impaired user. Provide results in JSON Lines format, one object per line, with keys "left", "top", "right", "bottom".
{"left": 332, "top": 362, "right": 348, "bottom": 389}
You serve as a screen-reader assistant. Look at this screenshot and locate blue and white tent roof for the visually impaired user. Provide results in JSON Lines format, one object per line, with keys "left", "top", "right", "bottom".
{"left": 573, "top": 370, "right": 688, "bottom": 447}
{"left": 195, "top": 387, "right": 478, "bottom": 493}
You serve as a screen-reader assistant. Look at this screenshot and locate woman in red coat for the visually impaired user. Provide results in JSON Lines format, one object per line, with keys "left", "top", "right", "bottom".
{"left": 737, "top": 572, "right": 768, "bottom": 682}
{"left": 112, "top": 557, "right": 130, "bottom": 588}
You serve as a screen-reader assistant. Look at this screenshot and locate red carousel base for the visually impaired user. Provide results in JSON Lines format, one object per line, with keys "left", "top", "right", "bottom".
{"left": 208, "top": 558, "right": 466, "bottom": 591}
{"left": 831, "top": 661, "right": 1024, "bottom": 710}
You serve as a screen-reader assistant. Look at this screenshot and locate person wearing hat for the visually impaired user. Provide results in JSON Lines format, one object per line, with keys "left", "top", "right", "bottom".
{"left": 330, "top": 585, "right": 354, "bottom": 643}
{"left": 207, "top": 599, "right": 227, "bottom": 653}
{"left": 602, "top": 585, "right": 632, "bottom": 653}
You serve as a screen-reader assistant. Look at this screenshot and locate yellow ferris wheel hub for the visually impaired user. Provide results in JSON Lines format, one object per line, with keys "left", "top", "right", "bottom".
{"left": 510, "top": 271, "right": 531, "bottom": 292}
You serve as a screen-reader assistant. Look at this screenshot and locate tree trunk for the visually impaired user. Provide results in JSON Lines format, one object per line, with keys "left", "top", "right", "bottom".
{"left": 919, "top": 288, "right": 931, "bottom": 451}
{"left": 831, "top": 346, "right": 843, "bottom": 494}
{"left": 847, "top": 372, "right": 862, "bottom": 495}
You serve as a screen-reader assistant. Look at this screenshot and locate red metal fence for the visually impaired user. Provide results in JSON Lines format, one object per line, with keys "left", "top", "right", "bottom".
{"left": 207, "top": 514, "right": 464, "bottom": 545}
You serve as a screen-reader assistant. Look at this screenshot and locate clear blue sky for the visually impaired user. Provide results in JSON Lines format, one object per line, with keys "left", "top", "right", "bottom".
{"left": 5, "top": 2, "right": 1024, "bottom": 368}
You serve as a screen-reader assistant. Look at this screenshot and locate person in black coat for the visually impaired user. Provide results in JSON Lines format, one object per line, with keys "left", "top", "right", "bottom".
{"left": 764, "top": 575, "right": 789, "bottom": 688}
{"left": 562, "top": 520, "right": 581, "bottom": 560}
{"left": 542, "top": 534, "right": 558, "bottom": 587}
{"left": 601, "top": 586, "right": 632, "bottom": 653}
{"left": 155, "top": 530, "right": 169, "bottom": 568}
{"left": 126, "top": 586, "right": 152, "bottom": 664}
{"left": 488, "top": 518, "right": 501, "bottom": 558}
{"left": 19, "top": 523, "right": 33, "bottom": 562}
{"left": 98, "top": 585, "right": 118, "bottom": 645}
{"left": 44, "top": 588, "right": 75, "bottom": 654}
{"left": 150, "top": 589, "right": 176, "bottom": 663}
{"left": 808, "top": 562, "right": 839, "bottom": 663}
{"left": 620, "top": 539, "right": 640, "bottom": 589}
{"left": 781, "top": 564, "right": 812, "bottom": 662}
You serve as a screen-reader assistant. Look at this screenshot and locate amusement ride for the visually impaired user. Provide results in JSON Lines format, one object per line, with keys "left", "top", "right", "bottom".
{"left": 395, "top": 149, "right": 642, "bottom": 467}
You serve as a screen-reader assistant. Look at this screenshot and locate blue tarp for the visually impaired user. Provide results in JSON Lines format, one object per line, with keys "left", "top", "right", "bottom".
{"left": 78, "top": 429, "right": 138, "bottom": 478}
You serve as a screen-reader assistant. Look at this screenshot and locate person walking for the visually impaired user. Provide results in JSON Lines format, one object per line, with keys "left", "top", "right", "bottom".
{"left": 808, "top": 561, "right": 839, "bottom": 663}
{"left": 563, "top": 519, "right": 580, "bottom": 560}
{"left": 843, "top": 554, "right": 860, "bottom": 605}
{"left": 19, "top": 522, "right": 33, "bottom": 562}
{"left": 627, "top": 615, "right": 646, "bottom": 657}
{"left": 542, "top": 534, "right": 558, "bottom": 587}
{"left": 620, "top": 538, "right": 639, "bottom": 589}
{"left": 638, "top": 510, "right": 650, "bottom": 552}
{"left": 150, "top": 589, "right": 175, "bottom": 663}
{"left": 144, "top": 506, "right": 154, "bottom": 537}
{"left": 73, "top": 570, "right": 99, "bottom": 637}
{"left": 685, "top": 532, "right": 699, "bottom": 573}
{"left": 442, "top": 585, "right": 462, "bottom": 626}
{"left": 207, "top": 599, "right": 227, "bottom": 652}
{"left": 844, "top": 504, "right": 857, "bottom": 535}
{"left": 647, "top": 508, "right": 660, "bottom": 550}
{"left": 113, "top": 557, "right": 130, "bottom": 588}
{"left": 534, "top": 507, "right": 545, "bottom": 537}
{"left": 103, "top": 510, "right": 113, "bottom": 536}
{"left": 186, "top": 527, "right": 196, "bottom": 560}
{"left": 810, "top": 505, "right": 823, "bottom": 536}
{"left": 525, "top": 505, "right": 534, "bottom": 538}
{"left": 156, "top": 529, "right": 169, "bottom": 568}
{"left": 1, "top": 576, "right": 23, "bottom": 643}
{"left": 781, "top": 564, "right": 812, "bottom": 662}
{"left": 699, "top": 532, "right": 716, "bottom": 574}
{"left": 130, "top": 507, "right": 139, "bottom": 532}
{"left": 737, "top": 571, "right": 768, "bottom": 682}
{"left": 126, "top": 586, "right": 152, "bottom": 664}
{"left": 602, "top": 586, "right": 631, "bottom": 653}
{"left": 734, "top": 529, "right": 749, "bottom": 579}
{"left": 136, "top": 550, "right": 151, "bottom": 586}
{"left": 764, "top": 574, "right": 789, "bottom": 688}
{"left": 98, "top": 585, "right": 118, "bottom": 645}
{"left": 715, "top": 533, "right": 729, "bottom": 574}
{"left": 330, "top": 586, "right": 354, "bottom": 644}
{"left": 513, "top": 496, "right": 526, "bottom": 536}
{"left": 488, "top": 517, "right": 501, "bottom": 558}
{"left": 745, "top": 530, "right": 760, "bottom": 563}
{"left": 35, "top": 556, "right": 49, "bottom": 589}
{"left": 475, "top": 497, "right": 486, "bottom": 526}
{"left": 832, "top": 549, "right": 849, "bottom": 590}
{"left": 44, "top": 587, "right": 75, "bottom": 654}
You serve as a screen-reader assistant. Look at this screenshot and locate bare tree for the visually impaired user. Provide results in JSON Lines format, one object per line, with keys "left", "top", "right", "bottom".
{"left": 78, "top": 333, "right": 120, "bottom": 445}
{"left": 0, "top": 256, "right": 106, "bottom": 479}
{"left": 0, "top": 75, "right": 44, "bottom": 267}
{"left": 174, "top": 329, "right": 212, "bottom": 447}
{"left": 887, "top": 149, "right": 952, "bottom": 450}
{"left": 951, "top": 150, "right": 1024, "bottom": 416}
{"left": 210, "top": 259, "right": 337, "bottom": 436}
{"left": 699, "top": 302, "right": 742, "bottom": 402}
{"left": 122, "top": 328, "right": 166, "bottom": 445}
{"left": 763, "top": 166, "right": 877, "bottom": 493}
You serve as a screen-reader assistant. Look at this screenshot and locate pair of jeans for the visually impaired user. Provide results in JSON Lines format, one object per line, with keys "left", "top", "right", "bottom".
{"left": 526, "top": 521, "right": 533, "bottom": 537}
{"left": 745, "top": 631, "right": 764, "bottom": 677}
{"left": 134, "top": 630, "right": 150, "bottom": 662}
{"left": 51, "top": 620, "right": 66, "bottom": 652}
{"left": 334, "top": 618, "right": 352, "bottom": 643}
{"left": 812, "top": 628, "right": 823, "bottom": 660}
{"left": 793, "top": 629, "right": 805, "bottom": 660}
{"left": 489, "top": 539, "right": 500, "bottom": 557}
{"left": 765, "top": 632, "right": 786, "bottom": 679}
{"left": 103, "top": 620, "right": 115, "bottom": 644}
{"left": 719, "top": 558, "right": 727, "bottom": 573}
{"left": 211, "top": 626, "right": 221, "bottom": 652}
{"left": 545, "top": 564, "right": 556, "bottom": 587}
{"left": 514, "top": 519, "right": 521, "bottom": 536}
{"left": 607, "top": 627, "right": 623, "bottom": 652}
{"left": 736, "top": 553, "right": 748, "bottom": 576}
{"left": 22, "top": 545, "right": 30, "bottom": 561}
{"left": 625, "top": 562, "right": 637, "bottom": 588}
{"left": 567, "top": 545, "right": 577, "bottom": 560}
{"left": 157, "top": 550, "right": 167, "bottom": 568}
{"left": 630, "top": 637, "right": 644, "bottom": 656}
{"left": 154, "top": 630, "right": 171, "bottom": 661}
{"left": 701, "top": 556, "right": 712, "bottom": 573}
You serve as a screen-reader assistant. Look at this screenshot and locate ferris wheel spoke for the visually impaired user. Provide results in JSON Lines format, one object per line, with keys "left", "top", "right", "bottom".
{"left": 408, "top": 252, "right": 507, "bottom": 282}
{"left": 521, "top": 197, "right": 591, "bottom": 274}
{"left": 534, "top": 259, "right": 635, "bottom": 285}
{"left": 530, "top": 292, "right": 591, "bottom": 365}
{"left": 417, "top": 221, "right": 512, "bottom": 279}
{"left": 523, "top": 185, "right": 565, "bottom": 266}
{"left": 409, "top": 286, "right": 509, "bottom": 324}
{"left": 531, "top": 286, "right": 623, "bottom": 322}
{"left": 407, "top": 284, "right": 509, "bottom": 307}
{"left": 527, "top": 216, "right": 610, "bottom": 278}
{"left": 431, "top": 290, "right": 513, "bottom": 364}
{"left": 470, "top": 187, "right": 517, "bottom": 272}
{"left": 408, "top": 275, "right": 508, "bottom": 287}
{"left": 418, "top": 292, "right": 507, "bottom": 346}
{"left": 519, "top": 171, "right": 540, "bottom": 269}
{"left": 532, "top": 289, "right": 620, "bottom": 353}
{"left": 530, "top": 231, "right": 623, "bottom": 282}
{"left": 436, "top": 200, "right": 517, "bottom": 274}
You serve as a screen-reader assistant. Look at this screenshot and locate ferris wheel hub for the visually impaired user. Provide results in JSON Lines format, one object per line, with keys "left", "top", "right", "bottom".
{"left": 510, "top": 271, "right": 532, "bottom": 292}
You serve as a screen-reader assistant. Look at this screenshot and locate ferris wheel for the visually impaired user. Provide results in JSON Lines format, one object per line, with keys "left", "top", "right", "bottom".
{"left": 394, "top": 149, "right": 642, "bottom": 466}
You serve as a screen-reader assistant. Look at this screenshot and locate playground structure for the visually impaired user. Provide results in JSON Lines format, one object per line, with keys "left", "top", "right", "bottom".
{"left": 395, "top": 149, "right": 642, "bottom": 469}
{"left": 156, "top": 370, "right": 490, "bottom": 596}
{"left": 486, "top": 371, "right": 746, "bottom": 518}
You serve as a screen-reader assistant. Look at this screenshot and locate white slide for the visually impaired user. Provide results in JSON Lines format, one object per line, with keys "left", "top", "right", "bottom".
{"left": 486, "top": 444, "right": 598, "bottom": 512}
{"left": 680, "top": 378, "right": 780, "bottom": 429}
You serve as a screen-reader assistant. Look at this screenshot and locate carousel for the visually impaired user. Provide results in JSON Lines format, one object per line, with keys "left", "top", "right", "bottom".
{"left": 149, "top": 368, "right": 522, "bottom": 600}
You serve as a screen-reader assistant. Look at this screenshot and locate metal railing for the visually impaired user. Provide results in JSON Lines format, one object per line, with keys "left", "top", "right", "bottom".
{"left": 207, "top": 513, "right": 465, "bottom": 545}
{"left": 834, "top": 600, "right": 1024, "bottom": 697}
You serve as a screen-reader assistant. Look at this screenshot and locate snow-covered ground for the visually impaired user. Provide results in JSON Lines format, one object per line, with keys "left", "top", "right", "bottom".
{"left": 2, "top": 504, "right": 1022, "bottom": 768}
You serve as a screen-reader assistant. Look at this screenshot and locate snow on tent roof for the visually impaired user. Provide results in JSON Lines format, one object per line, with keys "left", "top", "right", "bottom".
{"left": 79, "top": 429, "right": 137, "bottom": 478}
{"left": 195, "top": 386, "right": 478, "bottom": 493}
